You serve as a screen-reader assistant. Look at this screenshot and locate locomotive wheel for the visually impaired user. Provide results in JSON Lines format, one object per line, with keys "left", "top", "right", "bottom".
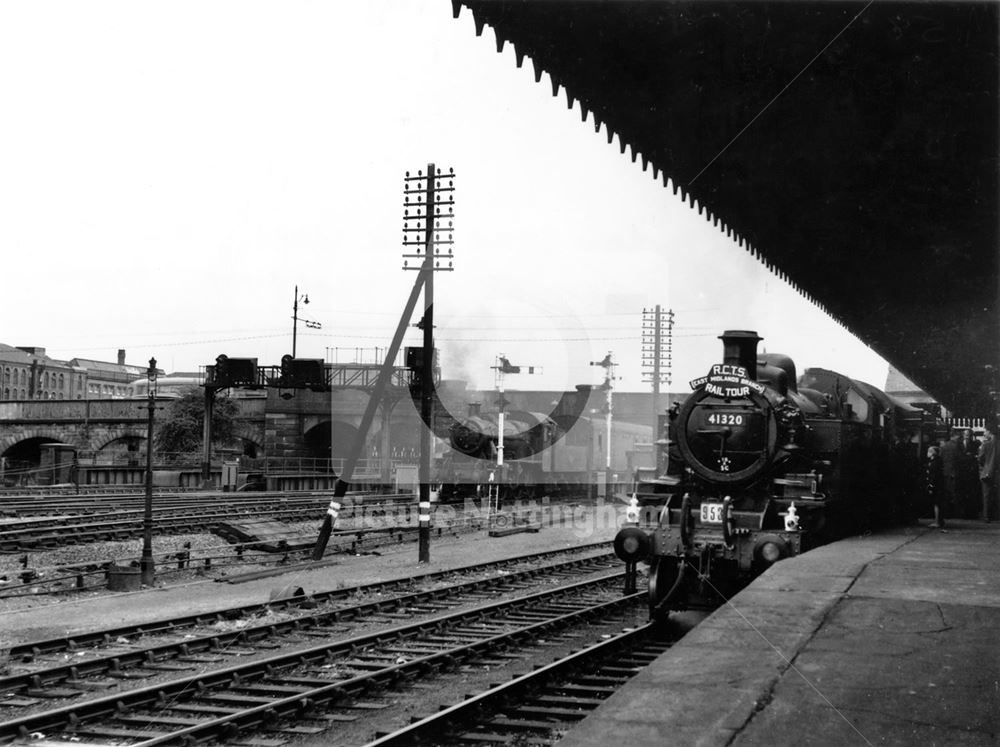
{"left": 648, "top": 556, "right": 684, "bottom": 620}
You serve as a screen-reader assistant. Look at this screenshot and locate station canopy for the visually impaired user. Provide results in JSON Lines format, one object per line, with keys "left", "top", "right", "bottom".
{"left": 451, "top": 1, "right": 999, "bottom": 418}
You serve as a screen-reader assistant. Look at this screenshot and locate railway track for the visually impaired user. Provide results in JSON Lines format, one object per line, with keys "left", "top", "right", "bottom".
{"left": 0, "top": 572, "right": 643, "bottom": 745}
{"left": 0, "top": 524, "right": 472, "bottom": 599}
{"left": 0, "top": 491, "right": 397, "bottom": 519}
{"left": 0, "top": 510, "right": 314, "bottom": 552}
{"left": 0, "top": 494, "right": 420, "bottom": 552}
{"left": 5, "top": 542, "right": 614, "bottom": 658}
{"left": 368, "top": 623, "right": 671, "bottom": 746}
{"left": 0, "top": 549, "right": 621, "bottom": 706}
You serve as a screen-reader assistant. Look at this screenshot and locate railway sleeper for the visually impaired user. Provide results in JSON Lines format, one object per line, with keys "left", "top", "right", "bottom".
{"left": 454, "top": 732, "right": 525, "bottom": 744}
{"left": 201, "top": 692, "right": 279, "bottom": 705}
{"left": 24, "top": 686, "right": 84, "bottom": 699}
{"left": 274, "top": 723, "right": 327, "bottom": 735}
{"left": 451, "top": 624, "right": 509, "bottom": 634}
{"left": 546, "top": 683, "right": 616, "bottom": 695}
{"left": 485, "top": 716, "right": 571, "bottom": 731}
{"left": 115, "top": 713, "right": 206, "bottom": 727}
{"left": 571, "top": 674, "right": 631, "bottom": 687}
{"left": 63, "top": 677, "right": 118, "bottom": 690}
{"left": 107, "top": 668, "right": 158, "bottom": 680}
{"left": 74, "top": 725, "right": 167, "bottom": 739}
{"left": 178, "top": 653, "right": 227, "bottom": 663}
{"left": 166, "top": 703, "right": 244, "bottom": 715}
{"left": 505, "top": 705, "right": 592, "bottom": 719}
{"left": 237, "top": 684, "right": 316, "bottom": 696}
{"left": 598, "top": 665, "right": 645, "bottom": 676}
{"left": 341, "top": 659, "right": 397, "bottom": 671}
{"left": 529, "top": 694, "right": 606, "bottom": 707}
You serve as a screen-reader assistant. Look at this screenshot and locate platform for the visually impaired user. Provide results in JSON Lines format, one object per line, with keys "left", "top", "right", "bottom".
{"left": 559, "top": 521, "right": 1000, "bottom": 746}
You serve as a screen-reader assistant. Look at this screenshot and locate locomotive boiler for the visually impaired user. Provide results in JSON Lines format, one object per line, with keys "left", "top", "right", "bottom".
{"left": 615, "top": 330, "right": 922, "bottom": 619}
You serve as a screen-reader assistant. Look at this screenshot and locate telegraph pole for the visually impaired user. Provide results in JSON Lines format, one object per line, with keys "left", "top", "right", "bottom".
{"left": 642, "top": 305, "right": 674, "bottom": 436}
{"left": 311, "top": 168, "right": 455, "bottom": 563}
{"left": 403, "top": 164, "right": 455, "bottom": 562}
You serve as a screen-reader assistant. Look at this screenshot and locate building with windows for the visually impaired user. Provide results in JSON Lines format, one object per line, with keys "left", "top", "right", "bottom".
{"left": 0, "top": 345, "right": 147, "bottom": 401}
{"left": 68, "top": 351, "right": 149, "bottom": 398}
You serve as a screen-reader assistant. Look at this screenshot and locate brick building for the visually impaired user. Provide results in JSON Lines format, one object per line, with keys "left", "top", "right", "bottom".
{"left": 0, "top": 345, "right": 147, "bottom": 401}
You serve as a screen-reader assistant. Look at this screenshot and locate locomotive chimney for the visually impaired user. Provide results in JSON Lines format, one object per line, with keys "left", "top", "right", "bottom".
{"left": 719, "top": 330, "right": 762, "bottom": 379}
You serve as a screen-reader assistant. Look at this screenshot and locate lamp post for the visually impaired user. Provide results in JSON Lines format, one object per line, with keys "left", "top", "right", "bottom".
{"left": 292, "top": 286, "right": 322, "bottom": 358}
{"left": 140, "top": 357, "right": 157, "bottom": 586}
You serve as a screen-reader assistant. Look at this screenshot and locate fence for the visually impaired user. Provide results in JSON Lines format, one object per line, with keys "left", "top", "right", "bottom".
{"left": 946, "top": 417, "right": 988, "bottom": 432}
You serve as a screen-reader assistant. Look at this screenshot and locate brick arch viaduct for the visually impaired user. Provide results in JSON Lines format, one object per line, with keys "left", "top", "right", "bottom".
{"left": 0, "top": 391, "right": 424, "bottom": 461}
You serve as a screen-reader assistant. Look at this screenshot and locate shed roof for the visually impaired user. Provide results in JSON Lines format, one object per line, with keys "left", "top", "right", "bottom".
{"left": 452, "top": 0, "right": 998, "bottom": 417}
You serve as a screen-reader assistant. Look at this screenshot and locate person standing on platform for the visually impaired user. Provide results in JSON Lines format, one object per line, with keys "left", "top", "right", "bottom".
{"left": 940, "top": 430, "right": 962, "bottom": 524}
{"left": 978, "top": 427, "right": 997, "bottom": 522}
{"left": 961, "top": 429, "right": 981, "bottom": 517}
{"left": 926, "top": 445, "right": 945, "bottom": 528}
{"left": 962, "top": 429, "right": 980, "bottom": 458}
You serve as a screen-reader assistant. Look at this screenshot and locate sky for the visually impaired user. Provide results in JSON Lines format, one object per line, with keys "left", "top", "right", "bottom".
{"left": 0, "top": 1, "right": 890, "bottom": 395}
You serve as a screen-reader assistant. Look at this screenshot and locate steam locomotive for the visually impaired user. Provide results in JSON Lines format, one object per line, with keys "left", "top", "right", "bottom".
{"left": 615, "top": 330, "right": 927, "bottom": 619}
